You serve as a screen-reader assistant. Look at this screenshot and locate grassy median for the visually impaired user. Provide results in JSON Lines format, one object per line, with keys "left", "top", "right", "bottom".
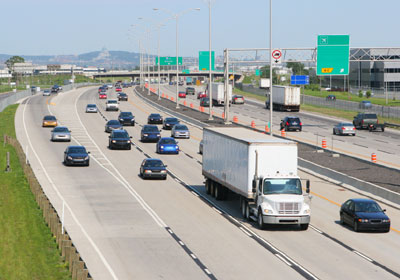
{"left": 0, "top": 105, "right": 70, "bottom": 279}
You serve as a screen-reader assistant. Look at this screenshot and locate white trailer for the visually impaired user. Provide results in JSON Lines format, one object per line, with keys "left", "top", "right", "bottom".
{"left": 266, "top": 85, "right": 301, "bottom": 112}
{"left": 202, "top": 127, "right": 311, "bottom": 230}
{"left": 208, "top": 83, "right": 232, "bottom": 106}
{"left": 259, "top": 78, "right": 270, "bottom": 89}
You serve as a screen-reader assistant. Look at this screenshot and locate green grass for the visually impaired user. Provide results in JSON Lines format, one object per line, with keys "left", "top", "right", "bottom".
{"left": 304, "top": 89, "right": 400, "bottom": 107}
{"left": 0, "top": 105, "right": 71, "bottom": 280}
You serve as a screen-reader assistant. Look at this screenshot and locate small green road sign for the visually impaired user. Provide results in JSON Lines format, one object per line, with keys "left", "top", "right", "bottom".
{"left": 255, "top": 69, "right": 260, "bottom": 76}
{"left": 155, "top": 57, "right": 182, "bottom": 66}
{"left": 317, "top": 35, "right": 350, "bottom": 76}
{"left": 199, "top": 51, "right": 215, "bottom": 71}
{"left": 182, "top": 69, "right": 190, "bottom": 74}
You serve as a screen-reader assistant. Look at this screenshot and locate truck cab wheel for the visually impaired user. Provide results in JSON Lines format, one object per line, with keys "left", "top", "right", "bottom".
{"left": 300, "top": 224, "right": 309, "bottom": 230}
{"left": 257, "top": 210, "right": 265, "bottom": 230}
{"left": 241, "top": 199, "right": 247, "bottom": 218}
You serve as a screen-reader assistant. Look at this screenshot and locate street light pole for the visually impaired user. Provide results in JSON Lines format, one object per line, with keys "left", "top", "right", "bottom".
{"left": 208, "top": 0, "right": 213, "bottom": 120}
{"left": 269, "top": 0, "right": 273, "bottom": 135}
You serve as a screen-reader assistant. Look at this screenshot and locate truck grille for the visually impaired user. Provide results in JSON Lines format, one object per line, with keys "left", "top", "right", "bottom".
{"left": 278, "top": 202, "right": 300, "bottom": 214}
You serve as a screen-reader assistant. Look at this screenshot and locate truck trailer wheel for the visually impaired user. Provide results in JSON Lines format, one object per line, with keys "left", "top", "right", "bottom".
{"left": 241, "top": 199, "right": 247, "bottom": 218}
{"left": 205, "top": 179, "right": 211, "bottom": 195}
{"left": 214, "top": 183, "right": 224, "bottom": 200}
{"left": 300, "top": 224, "right": 309, "bottom": 230}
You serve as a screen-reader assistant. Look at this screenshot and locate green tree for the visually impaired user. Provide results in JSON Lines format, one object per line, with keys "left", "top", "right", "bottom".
{"left": 5, "top": 56, "right": 25, "bottom": 84}
{"left": 260, "top": 65, "right": 278, "bottom": 83}
{"left": 358, "top": 90, "right": 363, "bottom": 98}
{"left": 366, "top": 90, "right": 371, "bottom": 98}
{"left": 286, "top": 62, "right": 308, "bottom": 75}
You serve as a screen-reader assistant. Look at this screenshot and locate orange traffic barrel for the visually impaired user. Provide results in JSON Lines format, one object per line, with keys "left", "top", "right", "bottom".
{"left": 322, "top": 139, "right": 327, "bottom": 149}
{"left": 171, "top": 97, "right": 174, "bottom": 101}
{"left": 183, "top": 100, "right": 187, "bottom": 106}
{"left": 233, "top": 116, "right": 238, "bottom": 123}
{"left": 166, "top": 95, "right": 169, "bottom": 99}
{"left": 222, "top": 112, "right": 225, "bottom": 118}
{"left": 371, "top": 153, "right": 377, "bottom": 163}
{"left": 251, "top": 120, "right": 256, "bottom": 128}
{"left": 265, "top": 125, "right": 270, "bottom": 133}
{"left": 190, "top": 103, "right": 194, "bottom": 108}
{"left": 281, "top": 129, "right": 286, "bottom": 137}
{"left": 162, "top": 93, "right": 165, "bottom": 98}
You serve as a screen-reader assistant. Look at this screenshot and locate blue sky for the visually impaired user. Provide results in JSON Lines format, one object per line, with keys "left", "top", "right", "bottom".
{"left": 1, "top": 0, "right": 399, "bottom": 57}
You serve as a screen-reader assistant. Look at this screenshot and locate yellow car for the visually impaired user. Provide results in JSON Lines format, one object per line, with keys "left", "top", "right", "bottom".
{"left": 42, "top": 115, "right": 58, "bottom": 127}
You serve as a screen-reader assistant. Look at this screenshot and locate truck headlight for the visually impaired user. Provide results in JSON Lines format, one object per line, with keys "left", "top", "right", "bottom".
{"left": 264, "top": 209, "right": 272, "bottom": 214}
{"left": 303, "top": 209, "right": 311, "bottom": 214}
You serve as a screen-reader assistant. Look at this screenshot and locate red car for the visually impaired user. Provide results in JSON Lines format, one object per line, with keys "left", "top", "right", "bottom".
{"left": 197, "top": 92, "right": 207, "bottom": 99}
{"left": 178, "top": 92, "right": 186, "bottom": 98}
{"left": 116, "top": 87, "right": 122, "bottom": 92}
{"left": 99, "top": 93, "right": 107, "bottom": 99}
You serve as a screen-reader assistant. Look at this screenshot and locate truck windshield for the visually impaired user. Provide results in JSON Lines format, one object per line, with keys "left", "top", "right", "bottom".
{"left": 263, "top": 178, "right": 302, "bottom": 195}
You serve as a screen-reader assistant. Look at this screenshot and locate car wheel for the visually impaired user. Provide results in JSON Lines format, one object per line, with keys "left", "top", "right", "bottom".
{"left": 257, "top": 209, "right": 265, "bottom": 230}
{"left": 333, "top": 129, "right": 336, "bottom": 135}
{"left": 299, "top": 127, "right": 302, "bottom": 132}
{"left": 340, "top": 213, "right": 345, "bottom": 225}
{"left": 382, "top": 127, "right": 385, "bottom": 132}
{"left": 127, "top": 145, "right": 131, "bottom": 150}
{"left": 353, "top": 220, "right": 359, "bottom": 232}
{"left": 163, "top": 176, "right": 167, "bottom": 180}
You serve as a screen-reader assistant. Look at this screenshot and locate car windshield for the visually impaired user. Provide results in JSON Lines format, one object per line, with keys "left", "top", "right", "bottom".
{"left": 120, "top": 112, "right": 132, "bottom": 117}
{"left": 341, "top": 123, "right": 353, "bottom": 127}
{"left": 166, "top": 118, "right": 178, "bottom": 123}
{"left": 263, "top": 178, "right": 302, "bottom": 195}
{"left": 150, "top": 114, "right": 160, "bottom": 118}
{"left": 143, "top": 126, "right": 159, "bottom": 132}
{"left": 68, "top": 147, "right": 86, "bottom": 154}
{"left": 160, "top": 138, "right": 176, "bottom": 144}
{"left": 108, "top": 100, "right": 118, "bottom": 104}
{"left": 108, "top": 120, "right": 120, "bottom": 125}
{"left": 87, "top": 104, "right": 96, "bottom": 108}
{"left": 288, "top": 118, "right": 300, "bottom": 122}
{"left": 174, "top": 125, "right": 188, "bottom": 130}
{"left": 113, "top": 132, "right": 129, "bottom": 138}
{"left": 119, "top": 93, "right": 126, "bottom": 96}
{"left": 355, "top": 201, "right": 382, "bottom": 212}
{"left": 364, "top": 114, "right": 377, "bottom": 118}
{"left": 53, "top": 127, "right": 69, "bottom": 132}
{"left": 44, "top": 116, "right": 56, "bottom": 120}
{"left": 144, "top": 160, "right": 164, "bottom": 167}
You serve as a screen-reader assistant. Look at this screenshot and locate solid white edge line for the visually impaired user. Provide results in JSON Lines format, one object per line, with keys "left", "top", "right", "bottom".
{"left": 190, "top": 254, "right": 197, "bottom": 259}
{"left": 353, "top": 250, "right": 373, "bottom": 262}
{"left": 204, "top": 268, "right": 212, "bottom": 275}
{"left": 23, "top": 96, "right": 119, "bottom": 280}
{"left": 275, "top": 254, "right": 292, "bottom": 266}
{"left": 309, "top": 225, "right": 323, "bottom": 234}
{"left": 239, "top": 227, "right": 252, "bottom": 237}
{"left": 212, "top": 207, "right": 222, "bottom": 214}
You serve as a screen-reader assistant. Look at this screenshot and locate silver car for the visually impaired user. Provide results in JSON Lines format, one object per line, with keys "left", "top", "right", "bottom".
{"left": 171, "top": 124, "right": 190, "bottom": 139}
{"left": 106, "top": 99, "right": 119, "bottom": 111}
{"left": 43, "top": 89, "right": 51, "bottom": 96}
{"left": 333, "top": 122, "right": 356, "bottom": 136}
{"left": 86, "top": 104, "right": 98, "bottom": 113}
{"left": 51, "top": 126, "right": 71, "bottom": 142}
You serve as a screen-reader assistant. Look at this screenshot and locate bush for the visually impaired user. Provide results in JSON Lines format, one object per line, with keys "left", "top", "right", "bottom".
{"left": 305, "top": 84, "right": 320, "bottom": 91}
{"left": 358, "top": 90, "right": 363, "bottom": 98}
{"left": 366, "top": 90, "right": 371, "bottom": 98}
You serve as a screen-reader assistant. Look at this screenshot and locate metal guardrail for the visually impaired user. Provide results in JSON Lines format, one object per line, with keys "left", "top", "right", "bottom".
{"left": 0, "top": 83, "right": 97, "bottom": 113}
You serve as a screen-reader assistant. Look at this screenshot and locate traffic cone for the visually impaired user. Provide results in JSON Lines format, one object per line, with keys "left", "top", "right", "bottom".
{"left": 371, "top": 153, "right": 377, "bottom": 163}
{"left": 281, "top": 129, "right": 286, "bottom": 137}
{"left": 251, "top": 120, "right": 256, "bottom": 128}
{"left": 265, "top": 125, "right": 270, "bottom": 133}
{"left": 322, "top": 139, "right": 327, "bottom": 149}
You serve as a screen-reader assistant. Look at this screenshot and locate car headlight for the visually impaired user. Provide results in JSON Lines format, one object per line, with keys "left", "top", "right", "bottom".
{"left": 84, "top": 156, "right": 89, "bottom": 160}
{"left": 157, "top": 134, "right": 160, "bottom": 137}
{"left": 143, "top": 134, "right": 148, "bottom": 136}
{"left": 358, "top": 219, "right": 369, "bottom": 223}
{"left": 175, "top": 145, "right": 179, "bottom": 149}
{"left": 67, "top": 156, "right": 72, "bottom": 160}
{"left": 112, "top": 140, "right": 116, "bottom": 143}
{"left": 161, "top": 170, "right": 167, "bottom": 173}
{"left": 383, "top": 219, "right": 390, "bottom": 223}
{"left": 126, "top": 140, "right": 131, "bottom": 143}
{"left": 160, "top": 145, "right": 164, "bottom": 149}
{"left": 144, "top": 170, "right": 152, "bottom": 173}
{"left": 119, "top": 118, "right": 124, "bottom": 121}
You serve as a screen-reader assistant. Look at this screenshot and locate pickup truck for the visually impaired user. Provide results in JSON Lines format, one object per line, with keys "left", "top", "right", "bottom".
{"left": 353, "top": 113, "right": 385, "bottom": 132}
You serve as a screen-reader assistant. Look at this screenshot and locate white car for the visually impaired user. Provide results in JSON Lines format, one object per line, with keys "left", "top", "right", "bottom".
{"left": 86, "top": 104, "right": 98, "bottom": 113}
{"left": 43, "top": 89, "right": 51, "bottom": 96}
{"left": 51, "top": 126, "right": 71, "bottom": 142}
{"left": 106, "top": 99, "right": 119, "bottom": 111}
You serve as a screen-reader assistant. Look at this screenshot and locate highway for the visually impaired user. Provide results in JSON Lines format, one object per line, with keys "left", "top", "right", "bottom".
{"left": 159, "top": 85, "right": 400, "bottom": 170}
{"left": 14, "top": 86, "right": 400, "bottom": 279}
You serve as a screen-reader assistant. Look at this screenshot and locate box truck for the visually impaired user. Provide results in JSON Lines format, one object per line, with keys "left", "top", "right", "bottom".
{"left": 259, "top": 78, "right": 270, "bottom": 89}
{"left": 202, "top": 127, "right": 311, "bottom": 230}
{"left": 265, "top": 85, "right": 300, "bottom": 112}
{"left": 207, "top": 83, "right": 232, "bottom": 106}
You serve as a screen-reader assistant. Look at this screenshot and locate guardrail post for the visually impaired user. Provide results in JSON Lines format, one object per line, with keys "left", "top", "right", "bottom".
{"left": 5, "top": 151, "right": 11, "bottom": 172}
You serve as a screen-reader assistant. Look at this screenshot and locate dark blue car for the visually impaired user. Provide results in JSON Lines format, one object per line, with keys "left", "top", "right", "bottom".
{"left": 340, "top": 198, "right": 390, "bottom": 232}
{"left": 163, "top": 117, "right": 180, "bottom": 130}
{"left": 140, "top": 158, "right": 167, "bottom": 180}
{"left": 148, "top": 113, "right": 163, "bottom": 124}
{"left": 156, "top": 137, "right": 179, "bottom": 154}
{"left": 141, "top": 125, "right": 161, "bottom": 142}
{"left": 63, "top": 146, "right": 90, "bottom": 166}
{"left": 118, "top": 111, "right": 135, "bottom": 126}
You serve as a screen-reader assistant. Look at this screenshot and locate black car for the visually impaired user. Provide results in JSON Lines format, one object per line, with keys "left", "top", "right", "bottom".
{"left": 141, "top": 125, "right": 161, "bottom": 142}
{"left": 340, "top": 198, "right": 390, "bottom": 232}
{"left": 200, "top": 97, "right": 210, "bottom": 107}
{"left": 118, "top": 112, "right": 135, "bottom": 126}
{"left": 105, "top": 120, "right": 123, "bottom": 133}
{"left": 51, "top": 85, "right": 62, "bottom": 93}
{"left": 108, "top": 129, "right": 132, "bottom": 150}
{"left": 163, "top": 117, "right": 180, "bottom": 130}
{"left": 148, "top": 113, "right": 163, "bottom": 124}
{"left": 280, "top": 116, "right": 302, "bottom": 132}
{"left": 118, "top": 92, "right": 128, "bottom": 101}
{"left": 63, "top": 146, "right": 90, "bottom": 166}
{"left": 326, "top": 94, "right": 336, "bottom": 101}
{"left": 140, "top": 158, "right": 167, "bottom": 180}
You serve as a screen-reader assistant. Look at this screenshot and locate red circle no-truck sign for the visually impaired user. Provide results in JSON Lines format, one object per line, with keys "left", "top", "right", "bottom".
{"left": 272, "top": 49, "right": 282, "bottom": 59}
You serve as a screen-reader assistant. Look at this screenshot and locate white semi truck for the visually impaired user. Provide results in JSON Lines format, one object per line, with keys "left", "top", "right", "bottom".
{"left": 265, "top": 85, "right": 301, "bottom": 112}
{"left": 207, "top": 83, "right": 232, "bottom": 106}
{"left": 202, "top": 127, "right": 311, "bottom": 230}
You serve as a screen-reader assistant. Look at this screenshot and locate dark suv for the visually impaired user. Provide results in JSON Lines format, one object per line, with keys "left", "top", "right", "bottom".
{"left": 280, "top": 116, "right": 302, "bottom": 131}
{"left": 186, "top": 87, "right": 195, "bottom": 95}
{"left": 108, "top": 129, "right": 132, "bottom": 150}
{"left": 118, "top": 112, "right": 135, "bottom": 126}
{"left": 353, "top": 113, "right": 379, "bottom": 129}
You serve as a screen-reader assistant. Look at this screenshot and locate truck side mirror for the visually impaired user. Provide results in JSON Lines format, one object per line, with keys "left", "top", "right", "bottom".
{"left": 306, "top": 180, "right": 310, "bottom": 194}
{"left": 252, "top": 179, "right": 257, "bottom": 193}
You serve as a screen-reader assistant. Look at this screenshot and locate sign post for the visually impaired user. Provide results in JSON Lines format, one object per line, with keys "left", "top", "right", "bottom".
{"left": 317, "top": 35, "right": 350, "bottom": 76}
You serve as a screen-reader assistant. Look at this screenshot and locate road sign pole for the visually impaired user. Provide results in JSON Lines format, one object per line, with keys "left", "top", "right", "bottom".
{"left": 208, "top": 0, "right": 213, "bottom": 120}
{"left": 269, "top": 0, "right": 273, "bottom": 135}
{"left": 176, "top": 16, "right": 180, "bottom": 109}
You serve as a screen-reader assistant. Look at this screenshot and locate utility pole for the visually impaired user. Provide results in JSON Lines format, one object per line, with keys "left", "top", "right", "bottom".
{"left": 269, "top": 0, "right": 273, "bottom": 135}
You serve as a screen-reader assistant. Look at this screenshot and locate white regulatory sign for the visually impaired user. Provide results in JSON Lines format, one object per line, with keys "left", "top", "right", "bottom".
{"left": 272, "top": 49, "right": 282, "bottom": 64}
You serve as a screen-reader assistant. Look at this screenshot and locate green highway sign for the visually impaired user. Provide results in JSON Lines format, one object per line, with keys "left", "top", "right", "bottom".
{"left": 255, "top": 69, "right": 260, "bottom": 76}
{"left": 182, "top": 69, "right": 190, "bottom": 74}
{"left": 199, "top": 51, "right": 215, "bottom": 71}
{"left": 317, "top": 35, "right": 350, "bottom": 76}
{"left": 155, "top": 56, "right": 182, "bottom": 66}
